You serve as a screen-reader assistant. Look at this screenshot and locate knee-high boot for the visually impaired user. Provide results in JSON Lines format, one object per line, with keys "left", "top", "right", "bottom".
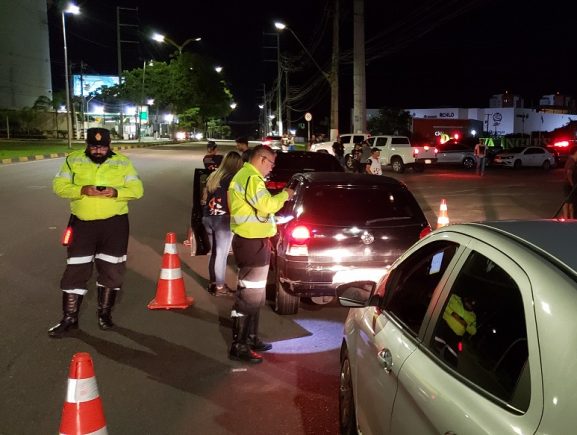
{"left": 48, "top": 292, "right": 83, "bottom": 338}
{"left": 97, "top": 286, "right": 117, "bottom": 330}
{"left": 248, "top": 312, "right": 272, "bottom": 352}
{"left": 229, "top": 314, "right": 263, "bottom": 363}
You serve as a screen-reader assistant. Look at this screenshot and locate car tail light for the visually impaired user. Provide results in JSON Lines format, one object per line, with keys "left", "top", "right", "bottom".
{"left": 423, "top": 145, "right": 430, "bottom": 151}
{"left": 413, "top": 148, "right": 419, "bottom": 158}
{"left": 286, "top": 225, "right": 311, "bottom": 256}
{"left": 434, "top": 148, "right": 438, "bottom": 155}
{"left": 265, "top": 180, "right": 287, "bottom": 190}
{"left": 419, "top": 226, "right": 432, "bottom": 239}
{"left": 554, "top": 140, "right": 569, "bottom": 148}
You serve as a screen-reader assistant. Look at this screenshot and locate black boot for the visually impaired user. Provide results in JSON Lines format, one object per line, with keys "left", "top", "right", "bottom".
{"left": 248, "top": 312, "right": 272, "bottom": 352}
{"left": 229, "top": 315, "right": 263, "bottom": 363}
{"left": 48, "top": 293, "right": 83, "bottom": 338}
{"left": 97, "top": 286, "right": 117, "bottom": 330}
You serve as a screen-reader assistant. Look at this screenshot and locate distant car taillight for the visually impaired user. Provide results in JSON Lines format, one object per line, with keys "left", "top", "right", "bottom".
{"left": 413, "top": 148, "right": 419, "bottom": 158}
{"left": 554, "top": 140, "right": 570, "bottom": 148}
{"left": 419, "top": 226, "right": 432, "bottom": 239}
{"left": 286, "top": 225, "right": 311, "bottom": 256}
{"left": 265, "top": 181, "right": 287, "bottom": 190}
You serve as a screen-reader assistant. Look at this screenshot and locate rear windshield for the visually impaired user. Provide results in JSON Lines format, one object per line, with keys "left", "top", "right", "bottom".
{"left": 300, "top": 185, "right": 423, "bottom": 225}
{"left": 275, "top": 154, "right": 343, "bottom": 172}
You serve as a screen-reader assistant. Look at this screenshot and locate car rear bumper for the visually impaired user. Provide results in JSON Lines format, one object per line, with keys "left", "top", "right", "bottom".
{"left": 414, "top": 157, "right": 437, "bottom": 165}
{"left": 277, "top": 258, "right": 392, "bottom": 297}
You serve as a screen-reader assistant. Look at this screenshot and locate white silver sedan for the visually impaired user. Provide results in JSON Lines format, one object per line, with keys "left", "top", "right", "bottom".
{"left": 492, "top": 146, "right": 555, "bottom": 169}
{"left": 337, "top": 220, "right": 577, "bottom": 435}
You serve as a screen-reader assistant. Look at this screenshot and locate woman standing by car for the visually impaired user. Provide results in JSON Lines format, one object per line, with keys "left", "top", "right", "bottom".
{"left": 202, "top": 151, "right": 243, "bottom": 295}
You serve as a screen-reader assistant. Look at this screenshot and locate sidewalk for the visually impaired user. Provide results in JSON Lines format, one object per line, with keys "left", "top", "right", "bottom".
{"left": 0, "top": 138, "right": 173, "bottom": 165}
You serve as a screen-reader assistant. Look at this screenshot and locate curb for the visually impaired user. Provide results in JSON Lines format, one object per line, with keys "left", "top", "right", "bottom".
{"left": 0, "top": 142, "right": 162, "bottom": 165}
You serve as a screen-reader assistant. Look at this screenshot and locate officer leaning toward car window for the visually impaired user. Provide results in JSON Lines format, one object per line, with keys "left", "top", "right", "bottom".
{"left": 227, "top": 145, "right": 295, "bottom": 363}
{"left": 48, "top": 128, "right": 144, "bottom": 338}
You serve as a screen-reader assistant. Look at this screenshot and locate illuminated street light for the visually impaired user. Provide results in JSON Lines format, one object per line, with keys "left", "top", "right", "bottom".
{"left": 214, "top": 66, "right": 223, "bottom": 73}
{"left": 230, "top": 102, "right": 237, "bottom": 109}
{"left": 152, "top": 32, "right": 201, "bottom": 55}
{"left": 62, "top": 3, "right": 80, "bottom": 148}
{"left": 274, "top": 21, "right": 329, "bottom": 82}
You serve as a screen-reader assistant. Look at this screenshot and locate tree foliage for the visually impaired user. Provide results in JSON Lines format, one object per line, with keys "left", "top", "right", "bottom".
{"left": 367, "top": 108, "right": 412, "bottom": 136}
{"left": 94, "top": 53, "right": 233, "bottom": 127}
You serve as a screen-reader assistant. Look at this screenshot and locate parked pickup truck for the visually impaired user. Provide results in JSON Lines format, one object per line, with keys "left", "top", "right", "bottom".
{"left": 310, "top": 133, "right": 369, "bottom": 155}
{"left": 368, "top": 135, "right": 437, "bottom": 173}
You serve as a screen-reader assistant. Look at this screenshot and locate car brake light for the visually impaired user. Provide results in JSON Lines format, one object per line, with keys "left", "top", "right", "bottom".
{"left": 554, "top": 140, "right": 569, "bottom": 148}
{"left": 266, "top": 181, "right": 287, "bottom": 190}
{"left": 413, "top": 148, "right": 419, "bottom": 158}
{"left": 434, "top": 148, "right": 438, "bottom": 154}
{"left": 419, "top": 226, "right": 432, "bottom": 239}
{"left": 423, "top": 145, "right": 430, "bottom": 151}
{"left": 286, "top": 225, "right": 311, "bottom": 256}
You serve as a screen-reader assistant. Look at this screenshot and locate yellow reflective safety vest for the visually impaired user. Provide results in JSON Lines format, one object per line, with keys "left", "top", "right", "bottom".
{"left": 53, "top": 149, "right": 144, "bottom": 221}
{"left": 442, "top": 294, "right": 477, "bottom": 337}
{"left": 228, "top": 162, "right": 288, "bottom": 238}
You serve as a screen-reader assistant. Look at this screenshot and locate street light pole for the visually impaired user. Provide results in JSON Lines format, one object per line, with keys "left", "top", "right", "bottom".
{"left": 275, "top": 20, "right": 339, "bottom": 140}
{"left": 276, "top": 32, "right": 283, "bottom": 136}
{"left": 152, "top": 33, "right": 201, "bottom": 56}
{"left": 61, "top": 3, "right": 79, "bottom": 149}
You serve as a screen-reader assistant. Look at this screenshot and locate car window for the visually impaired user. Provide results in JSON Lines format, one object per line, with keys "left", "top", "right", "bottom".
{"left": 375, "top": 137, "right": 388, "bottom": 147}
{"left": 353, "top": 135, "right": 365, "bottom": 144}
{"left": 381, "top": 241, "right": 459, "bottom": 335}
{"left": 340, "top": 135, "right": 351, "bottom": 143}
{"left": 299, "top": 185, "right": 425, "bottom": 225}
{"left": 392, "top": 137, "right": 410, "bottom": 145}
{"left": 429, "top": 251, "right": 529, "bottom": 411}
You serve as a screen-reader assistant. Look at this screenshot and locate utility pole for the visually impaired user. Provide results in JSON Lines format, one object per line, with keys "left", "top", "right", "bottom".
{"left": 116, "top": 6, "right": 138, "bottom": 140}
{"left": 285, "top": 69, "right": 291, "bottom": 133}
{"left": 352, "top": 0, "right": 366, "bottom": 134}
{"left": 276, "top": 33, "right": 283, "bottom": 136}
{"left": 330, "top": 0, "right": 340, "bottom": 141}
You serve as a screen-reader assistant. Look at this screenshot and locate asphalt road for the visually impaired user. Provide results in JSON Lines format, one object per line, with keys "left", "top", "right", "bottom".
{"left": 0, "top": 143, "right": 567, "bottom": 434}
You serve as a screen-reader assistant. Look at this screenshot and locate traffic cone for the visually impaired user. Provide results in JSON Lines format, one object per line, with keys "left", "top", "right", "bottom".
{"left": 59, "top": 352, "right": 107, "bottom": 435}
{"left": 148, "top": 232, "right": 194, "bottom": 309}
{"left": 437, "top": 198, "right": 450, "bottom": 228}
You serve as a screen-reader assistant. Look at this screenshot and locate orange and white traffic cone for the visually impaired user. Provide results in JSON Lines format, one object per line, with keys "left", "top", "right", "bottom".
{"left": 59, "top": 352, "right": 107, "bottom": 435}
{"left": 148, "top": 232, "right": 194, "bottom": 310}
{"left": 436, "top": 198, "right": 450, "bottom": 229}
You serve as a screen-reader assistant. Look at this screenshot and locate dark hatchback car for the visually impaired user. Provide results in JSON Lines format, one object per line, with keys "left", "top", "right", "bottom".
{"left": 190, "top": 151, "right": 344, "bottom": 255}
{"left": 270, "top": 172, "right": 431, "bottom": 314}
{"left": 265, "top": 151, "right": 344, "bottom": 194}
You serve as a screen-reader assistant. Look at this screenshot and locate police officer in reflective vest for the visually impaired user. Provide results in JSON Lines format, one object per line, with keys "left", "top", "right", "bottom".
{"left": 48, "top": 128, "right": 144, "bottom": 338}
{"left": 228, "top": 145, "right": 294, "bottom": 362}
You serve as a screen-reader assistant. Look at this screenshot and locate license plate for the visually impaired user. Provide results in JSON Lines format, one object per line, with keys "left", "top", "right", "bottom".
{"left": 425, "top": 159, "right": 432, "bottom": 164}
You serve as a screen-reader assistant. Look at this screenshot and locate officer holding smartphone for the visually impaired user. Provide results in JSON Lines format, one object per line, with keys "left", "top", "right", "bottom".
{"left": 49, "top": 128, "right": 144, "bottom": 338}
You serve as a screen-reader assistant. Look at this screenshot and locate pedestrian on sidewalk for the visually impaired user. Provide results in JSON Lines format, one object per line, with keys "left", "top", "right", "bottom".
{"left": 227, "top": 145, "right": 295, "bottom": 363}
{"left": 365, "top": 147, "right": 383, "bottom": 175}
{"left": 48, "top": 128, "right": 144, "bottom": 338}
{"left": 201, "top": 151, "right": 243, "bottom": 295}
{"left": 203, "top": 141, "right": 223, "bottom": 171}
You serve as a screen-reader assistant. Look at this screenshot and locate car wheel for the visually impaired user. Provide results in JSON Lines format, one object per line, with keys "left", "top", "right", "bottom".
{"left": 413, "top": 163, "right": 425, "bottom": 172}
{"left": 463, "top": 157, "right": 475, "bottom": 169}
{"left": 513, "top": 159, "right": 522, "bottom": 169}
{"left": 391, "top": 157, "right": 405, "bottom": 173}
{"left": 339, "top": 347, "right": 357, "bottom": 435}
{"left": 274, "top": 273, "right": 299, "bottom": 315}
{"left": 542, "top": 160, "right": 551, "bottom": 170}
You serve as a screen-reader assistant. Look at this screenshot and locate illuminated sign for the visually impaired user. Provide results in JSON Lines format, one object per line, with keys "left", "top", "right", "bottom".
{"left": 72, "top": 75, "right": 119, "bottom": 97}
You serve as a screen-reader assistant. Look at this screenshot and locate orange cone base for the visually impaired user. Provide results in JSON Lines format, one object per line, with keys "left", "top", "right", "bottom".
{"left": 148, "top": 296, "right": 194, "bottom": 310}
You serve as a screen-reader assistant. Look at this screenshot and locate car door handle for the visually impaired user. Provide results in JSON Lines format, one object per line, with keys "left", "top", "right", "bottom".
{"left": 377, "top": 348, "right": 393, "bottom": 374}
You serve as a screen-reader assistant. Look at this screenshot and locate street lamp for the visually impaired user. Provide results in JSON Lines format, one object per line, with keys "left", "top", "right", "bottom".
{"left": 274, "top": 22, "right": 329, "bottom": 83}
{"left": 214, "top": 66, "right": 223, "bottom": 73}
{"left": 152, "top": 33, "right": 201, "bottom": 55}
{"left": 62, "top": 3, "right": 80, "bottom": 148}
{"left": 275, "top": 20, "right": 339, "bottom": 141}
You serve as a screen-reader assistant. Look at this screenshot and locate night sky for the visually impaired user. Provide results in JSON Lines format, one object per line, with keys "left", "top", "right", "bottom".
{"left": 46, "top": 0, "right": 577, "bottom": 133}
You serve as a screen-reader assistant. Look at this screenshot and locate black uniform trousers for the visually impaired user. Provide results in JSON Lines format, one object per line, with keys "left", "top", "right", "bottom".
{"left": 60, "top": 214, "right": 129, "bottom": 295}
{"left": 231, "top": 235, "right": 271, "bottom": 316}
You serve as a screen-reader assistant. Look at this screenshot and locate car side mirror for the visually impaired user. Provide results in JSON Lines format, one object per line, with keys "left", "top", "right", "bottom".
{"left": 336, "top": 280, "right": 376, "bottom": 307}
